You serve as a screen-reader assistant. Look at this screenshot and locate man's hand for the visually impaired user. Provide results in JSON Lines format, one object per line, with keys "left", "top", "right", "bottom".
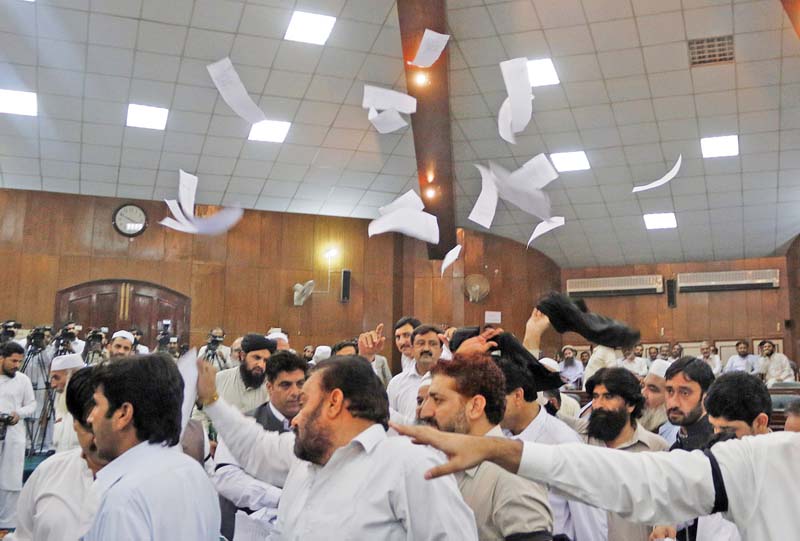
{"left": 454, "top": 328, "right": 501, "bottom": 356}
{"left": 649, "top": 526, "right": 677, "bottom": 540}
{"left": 196, "top": 359, "right": 219, "bottom": 405}
{"left": 9, "top": 412, "right": 19, "bottom": 425}
{"left": 523, "top": 307, "right": 551, "bottom": 352}
{"left": 358, "top": 323, "right": 386, "bottom": 362}
{"left": 389, "top": 422, "right": 524, "bottom": 479}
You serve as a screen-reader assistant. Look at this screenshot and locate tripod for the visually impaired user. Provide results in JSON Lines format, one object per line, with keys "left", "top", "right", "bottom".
{"left": 203, "top": 346, "right": 228, "bottom": 371}
{"left": 21, "top": 345, "right": 55, "bottom": 456}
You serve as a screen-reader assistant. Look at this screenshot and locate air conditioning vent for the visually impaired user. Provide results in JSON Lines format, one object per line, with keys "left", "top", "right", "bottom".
{"left": 567, "top": 275, "right": 663, "bottom": 298}
{"left": 677, "top": 269, "right": 779, "bottom": 292}
{"left": 689, "top": 35, "right": 734, "bottom": 66}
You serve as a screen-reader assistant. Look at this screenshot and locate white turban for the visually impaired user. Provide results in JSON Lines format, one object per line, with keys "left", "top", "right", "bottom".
{"left": 51, "top": 353, "right": 85, "bottom": 372}
{"left": 648, "top": 358, "right": 671, "bottom": 379}
{"left": 267, "top": 332, "right": 289, "bottom": 343}
{"left": 311, "top": 346, "right": 331, "bottom": 364}
{"left": 112, "top": 330, "right": 135, "bottom": 344}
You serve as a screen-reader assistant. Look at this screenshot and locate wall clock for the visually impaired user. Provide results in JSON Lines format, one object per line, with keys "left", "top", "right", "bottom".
{"left": 112, "top": 203, "right": 148, "bottom": 238}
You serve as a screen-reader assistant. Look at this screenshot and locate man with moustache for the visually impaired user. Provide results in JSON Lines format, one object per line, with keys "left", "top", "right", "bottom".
{"left": 639, "top": 359, "right": 680, "bottom": 444}
{"left": 48, "top": 353, "right": 86, "bottom": 453}
{"left": 723, "top": 341, "right": 759, "bottom": 374}
{"left": 387, "top": 324, "right": 442, "bottom": 420}
{"left": 757, "top": 340, "right": 794, "bottom": 386}
{"left": 647, "top": 346, "right": 659, "bottom": 364}
{"left": 669, "top": 343, "right": 684, "bottom": 364}
{"left": 213, "top": 351, "right": 307, "bottom": 540}
{"left": 9, "top": 367, "right": 107, "bottom": 541}
{"left": 393, "top": 316, "right": 421, "bottom": 372}
{"left": 557, "top": 346, "right": 583, "bottom": 389}
{"left": 698, "top": 341, "right": 721, "bottom": 376}
{"left": 658, "top": 344, "right": 671, "bottom": 361}
{"left": 197, "top": 355, "right": 479, "bottom": 540}
{"left": 665, "top": 357, "right": 715, "bottom": 452}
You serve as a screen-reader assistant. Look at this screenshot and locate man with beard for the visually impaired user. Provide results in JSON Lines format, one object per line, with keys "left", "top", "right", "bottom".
{"left": 0, "top": 342, "right": 36, "bottom": 533}
{"left": 498, "top": 353, "right": 608, "bottom": 541}
{"left": 669, "top": 343, "right": 684, "bottom": 364}
{"left": 197, "top": 355, "right": 479, "bottom": 540}
{"left": 699, "top": 341, "right": 721, "bottom": 376}
{"left": 387, "top": 324, "right": 442, "bottom": 420}
{"left": 9, "top": 366, "right": 108, "bottom": 541}
{"left": 575, "top": 367, "right": 669, "bottom": 541}
{"left": 393, "top": 316, "right": 421, "bottom": 372}
{"left": 49, "top": 353, "right": 85, "bottom": 453}
{"left": 419, "top": 352, "right": 554, "bottom": 541}
{"left": 723, "top": 340, "right": 758, "bottom": 374}
{"left": 658, "top": 344, "right": 670, "bottom": 361}
{"left": 213, "top": 351, "right": 307, "bottom": 540}
{"left": 302, "top": 345, "right": 315, "bottom": 363}
{"left": 206, "top": 334, "right": 276, "bottom": 418}
{"left": 757, "top": 340, "right": 794, "bottom": 386}
{"left": 81, "top": 354, "right": 219, "bottom": 540}
{"left": 105, "top": 330, "right": 135, "bottom": 359}
{"left": 665, "top": 357, "right": 715, "bottom": 452}
{"left": 640, "top": 359, "right": 680, "bottom": 445}
{"left": 558, "top": 346, "right": 583, "bottom": 389}
{"left": 618, "top": 347, "right": 648, "bottom": 380}
{"left": 647, "top": 346, "right": 659, "bottom": 364}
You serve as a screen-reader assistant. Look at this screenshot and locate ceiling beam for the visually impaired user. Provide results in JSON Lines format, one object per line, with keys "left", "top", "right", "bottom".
{"left": 783, "top": 0, "right": 800, "bottom": 39}
{"left": 396, "top": 0, "right": 457, "bottom": 260}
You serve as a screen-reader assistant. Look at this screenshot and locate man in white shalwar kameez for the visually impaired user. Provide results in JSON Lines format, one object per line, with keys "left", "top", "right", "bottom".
{"left": 49, "top": 353, "right": 85, "bottom": 453}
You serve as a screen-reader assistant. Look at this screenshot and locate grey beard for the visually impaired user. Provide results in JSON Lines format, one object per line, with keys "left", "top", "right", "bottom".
{"left": 640, "top": 405, "right": 668, "bottom": 432}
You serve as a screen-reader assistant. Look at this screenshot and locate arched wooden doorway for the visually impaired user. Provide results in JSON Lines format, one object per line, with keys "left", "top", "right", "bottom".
{"left": 54, "top": 280, "right": 190, "bottom": 350}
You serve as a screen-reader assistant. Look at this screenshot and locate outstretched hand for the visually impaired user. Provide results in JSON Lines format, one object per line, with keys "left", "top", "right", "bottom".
{"left": 454, "top": 328, "right": 501, "bottom": 356}
{"left": 196, "top": 358, "right": 218, "bottom": 405}
{"left": 358, "top": 323, "right": 386, "bottom": 361}
{"left": 524, "top": 307, "right": 551, "bottom": 352}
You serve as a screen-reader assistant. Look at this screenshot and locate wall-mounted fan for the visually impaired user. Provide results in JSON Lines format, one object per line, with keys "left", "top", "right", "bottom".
{"left": 293, "top": 280, "right": 315, "bottom": 306}
{"left": 464, "top": 274, "right": 490, "bottom": 303}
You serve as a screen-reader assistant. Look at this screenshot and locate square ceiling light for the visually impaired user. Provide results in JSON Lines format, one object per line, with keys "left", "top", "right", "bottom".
{"left": 249, "top": 120, "right": 291, "bottom": 143}
{"left": 0, "top": 89, "right": 37, "bottom": 116}
{"left": 284, "top": 11, "right": 336, "bottom": 45}
{"left": 527, "top": 58, "right": 560, "bottom": 87}
{"left": 550, "top": 151, "right": 590, "bottom": 172}
{"left": 701, "top": 135, "right": 739, "bottom": 158}
{"left": 644, "top": 212, "right": 677, "bottom": 230}
{"left": 126, "top": 104, "right": 168, "bottom": 130}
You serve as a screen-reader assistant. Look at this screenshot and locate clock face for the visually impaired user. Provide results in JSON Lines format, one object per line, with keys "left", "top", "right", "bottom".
{"left": 112, "top": 204, "right": 148, "bottom": 237}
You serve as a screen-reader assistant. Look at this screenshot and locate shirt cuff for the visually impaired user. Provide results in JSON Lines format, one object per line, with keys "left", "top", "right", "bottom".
{"left": 517, "top": 441, "right": 557, "bottom": 483}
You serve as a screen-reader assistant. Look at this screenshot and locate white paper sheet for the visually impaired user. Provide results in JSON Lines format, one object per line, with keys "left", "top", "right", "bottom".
{"left": 527, "top": 216, "right": 565, "bottom": 247}
{"left": 160, "top": 215, "right": 199, "bottom": 234}
{"left": 510, "top": 153, "right": 559, "bottom": 190}
{"left": 207, "top": 58, "right": 267, "bottom": 125}
{"left": 368, "top": 207, "right": 440, "bottom": 244}
{"left": 166, "top": 199, "right": 194, "bottom": 228}
{"left": 160, "top": 170, "right": 244, "bottom": 236}
{"left": 440, "top": 244, "right": 462, "bottom": 277}
{"left": 490, "top": 161, "right": 552, "bottom": 220}
{"left": 368, "top": 107, "right": 408, "bottom": 134}
{"left": 192, "top": 207, "right": 244, "bottom": 236}
{"left": 632, "top": 154, "right": 683, "bottom": 193}
{"left": 362, "top": 85, "right": 417, "bottom": 115}
{"left": 177, "top": 349, "right": 198, "bottom": 437}
{"left": 468, "top": 164, "right": 500, "bottom": 228}
{"left": 178, "top": 169, "right": 198, "bottom": 217}
{"left": 498, "top": 98, "right": 516, "bottom": 145}
{"left": 499, "top": 57, "right": 533, "bottom": 142}
{"left": 410, "top": 29, "right": 450, "bottom": 68}
{"left": 379, "top": 189, "right": 425, "bottom": 215}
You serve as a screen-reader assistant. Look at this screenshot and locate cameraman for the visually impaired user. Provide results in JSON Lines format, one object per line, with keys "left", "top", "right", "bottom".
{"left": 131, "top": 328, "right": 149, "bottom": 354}
{"left": 198, "top": 327, "right": 231, "bottom": 371}
{"left": 0, "top": 342, "right": 36, "bottom": 532}
{"left": 83, "top": 328, "right": 108, "bottom": 366}
{"left": 48, "top": 322, "right": 86, "bottom": 356}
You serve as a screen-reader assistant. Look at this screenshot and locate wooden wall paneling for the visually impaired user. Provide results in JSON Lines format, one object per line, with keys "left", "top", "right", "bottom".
{"left": 0, "top": 190, "right": 26, "bottom": 250}
{"left": 760, "top": 290, "right": 781, "bottom": 337}
{"left": 362, "top": 273, "right": 395, "bottom": 332}
{"left": 746, "top": 290, "right": 765, "bottom": 337}
{"left": 223, "top": 266, "right": 262, "bottom": 339}
{"left": 91, "top": 198, "right": 131, "bottom": 257}
{"left": 683, "top": 291, "right": 710, "bottom": 340}
{"left": 89, "top": 257, "right": 163, "bottom": 284}
{"left": 189, "top": 263, "right": 226, "bottom": 333}
{"left": 255, "top": 269, "right": 281, "bottom": 334}
{"left": 125, "top": 200, "right": 167, "bottom": 261}
{"left": 56, "top": 196, "right": 96, "bottom": 256}
{"left": 430, "top": 275, "right": 454, "bottom": 327}
{"left": 259, "top": 212, "right": 284, "bottom": 268}
{"left": 162, "top": 225, "right": 194, "bottom": 261}
{"left": 709, "top": 291, "right": 734, "bottom": 340}
{"left": 191, "top": 206, "right": 229, "bottom": 263}
{"left": 0, "top": 251, "right": 21, "bottom": 318}
{"left": 160, "top": 260, "right": 193, "bottom": 296}
{"left": 630, "top": 295, "right": 660, "bottom": 341}
{"left": 18, "top": 253, "right": 59, "bottom": 325}
{"left": 412, "top": 276, "right": 434, "bottom": 324}
{"left": 279, "top": 214, "right": 315, "bottom": 271}
{"left": 277, "top": 269, "right": 314, "bottom": 342}
{"left": 22, "top": 192, "right": 61, "bottom": 255}
{"left": 56, "top": 255, "right": 93, "bottom": 290}
{"left": 226, "top": 210, "right": 263, "bottom": 267}
{"left": 731, "top": 291, "right": 749, "bottom": 340}
{"left": 314, "top": 216, "right": 367, "bottom": 278}
{"left": 363, "top": 232, "right": 397, "bottom": 277}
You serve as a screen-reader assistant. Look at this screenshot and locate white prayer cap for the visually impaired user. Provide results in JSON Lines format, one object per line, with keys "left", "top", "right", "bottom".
{"left": 419, "top": 371, "right": 432, "bottom": 389}
{"left": 267, "top": 331, "right": 289, "bottom": 343}
{"left": 112, "top": 330, "right": 135, "bottom": 344}
{"left": 312, "top": 346, "right": 331, "bottom": 364}
{"left": 51, "top": 353, "right": 85, "bottom": 372}
{"left": 539, "top": 357, "right": 560, "bottom": 372}
{"left": 649, "top": 358, "right": 671, "bottom": 379}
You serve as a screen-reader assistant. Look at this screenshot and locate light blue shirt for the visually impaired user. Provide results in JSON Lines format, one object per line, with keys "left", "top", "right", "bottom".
{"left": 82, "top": 442, "right": 220, "bottom": 540}
{"left": 724, "top": 354, "right": 759, "bottom": 374}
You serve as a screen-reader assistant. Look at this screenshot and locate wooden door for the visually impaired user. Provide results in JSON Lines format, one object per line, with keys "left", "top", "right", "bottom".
{"left": 54, "top": 280, "right": 190, "bottom": 350}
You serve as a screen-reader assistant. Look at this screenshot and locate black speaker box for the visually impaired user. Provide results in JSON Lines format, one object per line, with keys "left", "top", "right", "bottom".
{"left": 340, "top": 269, "right": 351, "bottom": 303}
{"left": 666, "top": 278, "right": 677, "bottom": 308}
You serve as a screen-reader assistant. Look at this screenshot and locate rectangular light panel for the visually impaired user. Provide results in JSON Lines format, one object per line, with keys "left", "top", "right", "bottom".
{"left": 249, "top": 120, "right": 291, "bottom": 143}
{"left": 701, "top": 135, "right": 739, "bottom": 158}
{"left": 126, "top": 104, "right": 168, "bottom": 130}
{"left": 284, "top": 11, "right": 336, "bottom": 45}
{"left": 550, "top": 151, "right": 590, "bottom": 172}
{"left": 644, "top": 212, "right": 677, "bottom": 230}
{"left": 527, "top": 58, "right": 560, "bottom": 87}
{"left": 0, "top": 89, "right": 37, "bottom": 116}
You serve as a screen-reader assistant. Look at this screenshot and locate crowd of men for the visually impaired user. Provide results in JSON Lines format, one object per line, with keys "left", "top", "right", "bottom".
{"left": 0, "top": 302, "right": 799, "bottom": 540}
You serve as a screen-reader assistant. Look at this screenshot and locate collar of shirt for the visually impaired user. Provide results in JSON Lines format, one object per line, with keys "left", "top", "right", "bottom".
{"left": 463, "top": 425, "right": 504, "bottom": 478}
{"left": 317, "top": 423, "right": 385, "bottom": 471}
{"left": 269, "top": 402, "right": 291, "bottom": 430}
{"left": 94, "top": 441, "right": 176, "bottom": 493}
{"left": 516, "top": 409, "right": 548, "bottom": 443}
{"left": 611, "top": 423, "right": 659, "bottom": 451}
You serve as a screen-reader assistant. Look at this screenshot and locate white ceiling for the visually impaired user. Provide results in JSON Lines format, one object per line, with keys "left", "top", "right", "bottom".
{"left": 0, "top": 0, "right": 799, "bottom": 268}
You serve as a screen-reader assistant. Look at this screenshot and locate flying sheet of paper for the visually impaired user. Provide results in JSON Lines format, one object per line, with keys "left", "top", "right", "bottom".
{"left": 178, "top": 169, "right": 198, "bottom": 219}
{"left": 510, "top": 153, "right": 559, "bottom": 190}
{"left": 440, "top": 244, "right": 462, "bottom": 277}
{"left": 368, "top": 208, "right": 440, "bottom": 244}
{"left": 207, "top": 57, "right": 267, "bottom": 125}
{"left": 379, "top": 189, "right": 425, "bottom": 215}
{"left": 362, "top": 85, "right": 417, "bottom": 115}
{"left": 177, "top": 348, "right": 198, "bottom": 437}
{"left": 498, "top": 58, "right": 533, "bottom": 143}
{"left": 468, "top": 164, "right": 500, "bottom": 228}
{"left": 632, "top": 154, "right": 683, "bottom": 193}
{"left": 410, "top": 29, "right": 450, "bottom": 68}
{"left": 498, "top": 97, "right": 516, "bottom": 144}
{"left": 527, "top": 216, "right": 565, "bottom": 247}
{"left": 368, "top": 107, "right": 408, "bottom": 134}
{"left": 160, "top": 170, "right": 244, "bottom": 236}
{"left": 490, "top": 161, "right": 552, "bottom": 220}
{"left": 192, "top": 207, "right": 245, "bottom": 236}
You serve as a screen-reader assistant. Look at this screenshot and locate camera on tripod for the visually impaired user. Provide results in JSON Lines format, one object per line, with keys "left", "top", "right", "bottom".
{"left": 1, "top": 320, "right": 22, "bottom": 343}
{"left": 26, "top": 326, "right": 51, "bottom": 351}
{"left": 206, "top": 334, "right": 224, "bottom": 352}
{"left": 157, "top": 320, "right": 173, "bottom": 350}
{"left": 0, "top": 413, "right": 14, "bottom": 441}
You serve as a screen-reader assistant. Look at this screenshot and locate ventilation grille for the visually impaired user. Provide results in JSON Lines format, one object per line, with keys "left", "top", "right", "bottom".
{"left": 689, "top": 35, "right": 735, "bottom": 66}
{"left": 567, "top": 275, "right": 663, "bottom": 298}
{"left": 677, "top": 269, "right": 779, "bottom": 292}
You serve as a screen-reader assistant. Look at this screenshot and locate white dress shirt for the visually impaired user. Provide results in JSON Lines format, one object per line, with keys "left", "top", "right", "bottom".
{"left": 517, "top": 432, "right": 800, "bottom": 540}
{"left": 697, "top": 512, "right": 740, "bottom": 541}
{"left": 0, "top": 373, "right": 36, "bottom": 492}
{"left": 558, "top": 359, "right": 584, "bottom": 388}
{"left": 618, "top": 356, "right": 649, "bottom": 378}
{"left": 135, "top": 344, "right": 149, "bottom": 354}
{"left": 53, "top": 392, "right": 79, "bottom": 453}
{"left": 758, "top": 353, "right": 795, "bottom": 386}
{"left": 724, "top": 354, "right": 759, "bottom": 374}
{"left": 205, "top": 398, "right": 479, "bottom": 541}
{"left": 582, "top": 346, "right": 618, "bottom": 390}
{"left": 199, "top": 344, "right": 234, "bottom": 371}
{"left": 400, "top": 353, "right": 414, "bottom": 372}
{"left": 511, "top": 411, "right": 608, "bottom": 541}
{"left": 386, "top": 362, "right": 426, "bottom": 420}
{"left": 9, "top": 448, "right": 93, "bottom": 541}
{"left": 82, "top": 442, "right": 220, "bottom": 540}
{"left": 701, "top": 355, "right": 722, "bottom": 376}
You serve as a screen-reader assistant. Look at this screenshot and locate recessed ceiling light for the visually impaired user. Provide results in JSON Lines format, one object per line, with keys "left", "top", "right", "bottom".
{"left": 549, "top": 151, "right": 590, "bottom": 172}
{"left": 701, "top": 135, "right": 739, "bottom": 158}
{"left": 284, "top": 11, "right": 336, "bottom": 45}
{"left": 0, "top": 89, "right": 37, "bottom": 116}
{"left": 126, "top": 104, "right": 168, "bottom": 130}
{"left": 248, "top": 120, "right": 291, "bottom": 143}
{"left": 527, "top": 58, "right": 560, "bottom": 87}
{"left": 644, "top": 212, "right": 677, "bottom": 230}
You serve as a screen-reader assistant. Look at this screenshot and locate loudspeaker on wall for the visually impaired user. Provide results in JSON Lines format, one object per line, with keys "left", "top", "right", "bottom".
{"left": 340, "top": 269, "right": 351, "bottom": 303}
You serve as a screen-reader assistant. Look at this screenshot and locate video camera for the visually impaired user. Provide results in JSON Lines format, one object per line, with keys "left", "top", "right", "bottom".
{"left": 53, "top": 324, "right": 82, "bottom": 354}
{"left": 26, "top": 326, "right": 51, "bottom": 351}
{"left": 1, "top": 321, "right": 22, "bottom": 343}
{"left": 85, "top": 327, "right": 108, "bottom": 349}
{"left": 0, "top": 413, "right": 14, "bottom": 441}
{"left": 206, "top": 333, "right": 224, "bottom": 352}
{"left": 156, "top": 320, "right": 173, "bottom": 351}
